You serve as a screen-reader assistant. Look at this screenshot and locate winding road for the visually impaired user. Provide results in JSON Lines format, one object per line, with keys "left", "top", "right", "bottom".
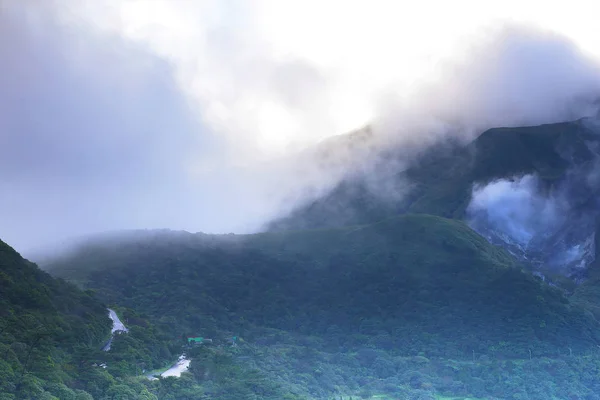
{"left": 158, "top": 355, "right": 190, "bottom": 378}
{"left": 101, "top": 307, "right": 190, "bottom": 378}
{"left": 102, "top": 308, "right": 129, "bottom": 351}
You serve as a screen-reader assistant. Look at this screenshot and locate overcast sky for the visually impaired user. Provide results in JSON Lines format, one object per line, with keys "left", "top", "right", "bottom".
{"left": 3, "top": 0, "right": 600, "bottom": 255}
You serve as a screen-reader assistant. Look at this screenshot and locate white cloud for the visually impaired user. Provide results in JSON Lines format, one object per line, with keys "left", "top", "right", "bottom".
{"left": 47, "top": 0, "right": 600, "bottom": 159}
{"left": 467, "top": 175, "right": 564, "bottom": 245}
{"left": 4, "top": 0, "right": 600, "bottom": 254}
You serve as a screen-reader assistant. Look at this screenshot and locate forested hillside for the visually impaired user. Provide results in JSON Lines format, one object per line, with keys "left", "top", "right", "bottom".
{"left": 46, "top": 214, "right": 600, "bottom": 399}
{"left": 0, "top": 239, "right": 187, "bottom": 400}
{"left": 0, "top": 238, "right": 110, "bottom": 399}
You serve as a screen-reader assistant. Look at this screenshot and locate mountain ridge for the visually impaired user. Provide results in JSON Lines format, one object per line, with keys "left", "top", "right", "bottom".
{"left": 269, "top": 118, "right": 600, "bottom": 279}
{"left": 45, "top": 214, "right": 600, "bottom": 358}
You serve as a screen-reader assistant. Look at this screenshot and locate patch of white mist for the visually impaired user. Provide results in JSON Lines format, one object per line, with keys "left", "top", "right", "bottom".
{"left": 466, "top": 168, "right": 600, "bottom": 278}
{"left": 467, "top": 175, "right": 565, "bottom": 248}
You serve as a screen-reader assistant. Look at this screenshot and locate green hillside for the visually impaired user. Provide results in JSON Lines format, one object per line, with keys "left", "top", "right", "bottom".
{"left": 0, "top": 239, "right": 185, "bottom": 400}
{"left": 47, "top": 215, "right": 600, "bottom": 357}
{"left": 45, "top": 215, "right": 600, "bottom": 399}
{"left": 0, "top": 238, "right": 111, "bottom": 399}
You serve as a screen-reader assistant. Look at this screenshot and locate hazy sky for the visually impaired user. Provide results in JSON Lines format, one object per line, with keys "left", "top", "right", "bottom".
{"left": 3, "top": 0, "right": 600, "bottom": 255}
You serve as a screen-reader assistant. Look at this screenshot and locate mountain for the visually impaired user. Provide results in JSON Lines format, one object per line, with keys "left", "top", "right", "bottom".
{"left": 45, "top": 214, "right": 600, "bottom": 399}
{"left": 270, "top": 120, "right": 594, "bottom": 227}
{"left": 33, "top": 117, "right": 600, "bottom": 399}
{"left": 47, "top": 215, "right": 600, "bottom": 356}
{"left": 270, "top": 118, "right": 600, "bottom": 278}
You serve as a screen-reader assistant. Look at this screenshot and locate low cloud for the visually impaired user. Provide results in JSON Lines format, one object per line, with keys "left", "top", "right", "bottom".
{"left": 466, "top": 143, "right": 600, "bottom": 276}
{"left": 3, "top": 1, "right": 600, "bottom": 256}
{"left": 467, "top": 175, "right": 565, "bottom": 247}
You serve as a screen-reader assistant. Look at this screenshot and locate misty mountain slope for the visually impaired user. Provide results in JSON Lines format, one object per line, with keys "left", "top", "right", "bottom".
{"left": 0, "top": 238, "right": 112, "bottom": 399}
{"left": 270, "top": 119, "right": 597, "bottom": 232}
{"left": 46, "top": 214, "right": 600, "bottom": 360}
{"left": 466, "top": 119, "right": 600, "bottom": 279}
{"left": 270, "top": 118, "right": 600, "bottom": 279}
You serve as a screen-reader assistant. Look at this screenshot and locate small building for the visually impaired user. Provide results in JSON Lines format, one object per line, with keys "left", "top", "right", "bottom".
{"left": 187, "top": 337, "right": 204, "bottom": 344}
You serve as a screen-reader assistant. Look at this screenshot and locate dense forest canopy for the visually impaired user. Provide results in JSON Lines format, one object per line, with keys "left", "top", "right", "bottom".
{"left": 47, "top": 214, "right": 600, "bottom": 359}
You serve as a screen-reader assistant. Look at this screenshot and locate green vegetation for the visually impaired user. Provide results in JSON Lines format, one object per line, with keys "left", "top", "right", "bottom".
{"left": 0, "top": 238, "right": 311, "bottom": 399}
{"left": 0, "top": 239, "right": 187, "bottom": 399}
{"left": 46, "top": 214, "right": 600, "bottom": 398}
{"left": 0, "top": 238, "right": 110, "bottom": 399}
